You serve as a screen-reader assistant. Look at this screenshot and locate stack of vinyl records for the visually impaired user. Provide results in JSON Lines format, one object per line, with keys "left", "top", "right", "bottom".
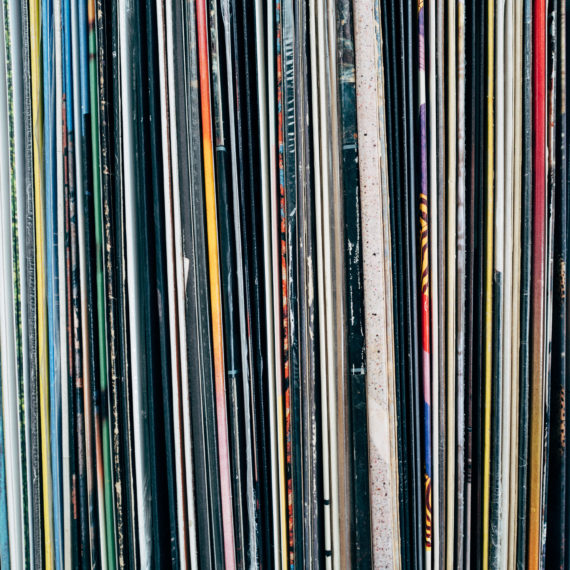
{"left": 378, "top": 0, "right": 570, "bottom": 568}
{"left": 0, "top": 0, "right": 371, "bottom": 567}
{"left": 4, "top": 0, "right": 570, "bottom": 568}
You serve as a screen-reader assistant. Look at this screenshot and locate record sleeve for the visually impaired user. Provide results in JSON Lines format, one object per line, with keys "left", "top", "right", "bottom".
{"left": 516, "top": 1, "right": 533, "bottom": 566}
